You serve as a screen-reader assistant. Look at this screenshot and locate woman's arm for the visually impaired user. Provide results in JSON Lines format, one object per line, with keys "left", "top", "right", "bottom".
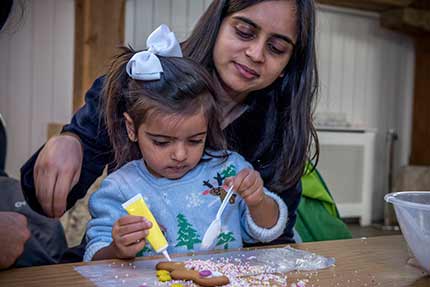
{"left": 274, "top": 181, "right": 302, "bottom": 242}
{"left": 20, "top": 76, "right": 113, "bottom": 217}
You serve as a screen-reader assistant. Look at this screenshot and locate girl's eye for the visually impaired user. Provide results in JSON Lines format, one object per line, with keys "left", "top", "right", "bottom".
{"left": 234, "top": 26, "right": 254, "bottom": 40}
{"left": 189, "top": 139, "right": 204, "bottom": 145}
{"left": 152, "top": 140, "right": 170, "bottom": 146}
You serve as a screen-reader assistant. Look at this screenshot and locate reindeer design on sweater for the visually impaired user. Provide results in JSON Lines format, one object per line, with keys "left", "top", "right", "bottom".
{"left": 202, "top": 172, "right": 236, "bottom": 204}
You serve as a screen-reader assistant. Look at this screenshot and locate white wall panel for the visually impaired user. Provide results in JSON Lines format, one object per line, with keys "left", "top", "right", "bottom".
{"left": 126, "top": 0, "right": 208, "bottom": 46}
{"left": 188, "top": 0, "right": 205, "bottom": 29}
{"left": 154, "top": 1, "right": 171, "bottom": 28}
{"left": 0, "top": 0, "right": 74, "bottom": 178}
{"left": 316, "top": 5, "right": 414, "bottom": 220}
{"left": 171, "top": 0, "right": 188, "bottom": 40}
{"left": 4, "top": 1, "right": 34, "bottom": 179}
{"left": 52, "top": 0, "right": 74, "bottom": 124}
{"left": 32, "top": 0, "right": 54, "bottom": 153}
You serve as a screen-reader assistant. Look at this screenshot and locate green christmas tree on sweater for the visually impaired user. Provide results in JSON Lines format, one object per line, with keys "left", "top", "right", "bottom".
{"left": 220, "top": 164, "right": 237, "bottom": 178}
{"left": 216, "top": 231, "right": 235, "bottom": 249}
{"left": 175, "top": 214, "right": 201, "bottom": 250}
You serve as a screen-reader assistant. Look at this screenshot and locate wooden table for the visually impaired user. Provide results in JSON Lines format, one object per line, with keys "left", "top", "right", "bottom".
{"left": 0, "top": 235, "right": 428, "bottom": 286}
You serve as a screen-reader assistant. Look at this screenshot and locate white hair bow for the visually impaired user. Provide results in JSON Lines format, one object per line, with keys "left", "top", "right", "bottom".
{"left": 126, "top": 24, "right": 183, "bottom": 80}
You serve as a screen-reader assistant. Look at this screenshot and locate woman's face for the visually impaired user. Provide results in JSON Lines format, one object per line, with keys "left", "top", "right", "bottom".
{"left": 213, "top": 0, "right": 297, "bottom": 98}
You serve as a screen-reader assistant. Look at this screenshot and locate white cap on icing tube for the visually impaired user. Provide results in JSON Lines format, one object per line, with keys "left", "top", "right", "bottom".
{"left": 162, "top": 249, "right": 172, "bottom": 262}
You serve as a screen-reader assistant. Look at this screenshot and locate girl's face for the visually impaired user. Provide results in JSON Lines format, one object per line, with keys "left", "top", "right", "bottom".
{"left": 125, "top": 110, "right": 208, "bottom": 179}
{"left": 213, "top": 0, "right": 297, "bottom": 98}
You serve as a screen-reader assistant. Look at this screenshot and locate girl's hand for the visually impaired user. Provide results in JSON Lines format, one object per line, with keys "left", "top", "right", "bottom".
{"left": 111, "top": 215, "right": 152, "bottom": 259}
{"left": 224, "top": 169, "right": 279, "bottom": 228}
{"left": 224, "top": 168, "right": 266, "bottom": 207}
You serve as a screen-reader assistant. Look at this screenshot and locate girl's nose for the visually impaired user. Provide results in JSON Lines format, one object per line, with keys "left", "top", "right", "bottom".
{"left": 245, "top": 39, "right": 265, "bottom": 63}
{"left": 171, "top": 143, "right": 187, "bottom": 162}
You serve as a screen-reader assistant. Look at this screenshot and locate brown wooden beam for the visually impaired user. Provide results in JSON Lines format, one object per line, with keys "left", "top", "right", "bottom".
{"left": 411, "top": 0, "right": 430, "bottom": 10}
{"left": 317, "top": 0, "right": 414, "bottom": 12}
{"left": 381, "top": 8, "right": 430, "bottom": 34}
{"left": 73, "top": 0, "right": 125, "bottom": 112}
{"left": 410, "top": 38, "right": 430, "bottom": 165}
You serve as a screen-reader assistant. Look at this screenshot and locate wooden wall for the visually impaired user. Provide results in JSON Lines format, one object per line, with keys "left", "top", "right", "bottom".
{"left": 73, "top": 0, "right": 125, "bottom": 111}
{"left": 410, "top": 38, "right": 430, "bottom": 165}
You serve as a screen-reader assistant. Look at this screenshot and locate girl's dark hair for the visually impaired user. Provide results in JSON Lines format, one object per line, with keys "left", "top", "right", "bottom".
{"left": 103, "top": 47, "right": 226, "bottom": 169}
{"left": 182, "top": 0, "right": 319, "bottom": 192}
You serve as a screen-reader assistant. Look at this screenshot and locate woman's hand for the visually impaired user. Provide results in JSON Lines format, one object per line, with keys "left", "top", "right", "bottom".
{"left": 110, "top": 215, "right": 152, "bottom": 259}
{"left": 34, "top": 134, "right": 83, "bottom": 218}
{"left": 224, "top": 168, "right": 265, "bottom": 207}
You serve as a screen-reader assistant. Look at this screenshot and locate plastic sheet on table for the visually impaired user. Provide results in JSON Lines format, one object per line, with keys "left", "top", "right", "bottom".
{"left": 74, "top": 246, "right": 335, "bottom": 287}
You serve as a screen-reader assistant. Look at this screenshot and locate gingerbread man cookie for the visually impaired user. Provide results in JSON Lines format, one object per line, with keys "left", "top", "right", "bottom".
{"left": 155, "top": 261, "right": 230, "bottom": 287}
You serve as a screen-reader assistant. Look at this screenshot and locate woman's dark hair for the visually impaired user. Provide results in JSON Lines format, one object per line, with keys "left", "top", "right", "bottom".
{"left": 103, "top": 47, "right": 226, "bottom": 169}
{"left": 182, "top": 0, "right": 319, "bottom": 192}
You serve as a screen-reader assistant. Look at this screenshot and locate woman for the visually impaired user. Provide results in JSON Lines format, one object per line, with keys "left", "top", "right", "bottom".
{"left": 21, "top": 0, "right": 319, "bottom": 246}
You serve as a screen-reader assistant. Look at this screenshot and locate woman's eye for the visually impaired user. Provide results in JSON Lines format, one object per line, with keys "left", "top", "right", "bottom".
{"left": 235, "top": 27, "right": 254, "bottom": 40}
{"left": 268, "top": 42, "right": 287, "bottom": 55}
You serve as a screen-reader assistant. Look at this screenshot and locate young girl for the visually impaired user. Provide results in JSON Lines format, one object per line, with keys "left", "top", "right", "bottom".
{"left": 84, "top": 25, "right": 287, "bottom": 261}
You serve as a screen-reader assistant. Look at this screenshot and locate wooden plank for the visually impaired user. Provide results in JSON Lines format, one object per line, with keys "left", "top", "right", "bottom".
{"left": 410, "top": 38, "right": 430, "bottom": 165}
{"left": 7, "top": 1, "right": 33, "bottom": 178}
{"left": 381, "top": 8, "right": 430, "bottom": 35}
{"left": 73, "top": 0, "right": 84, "bottom": 112}
{"left": 317, "top": 0, "right": 414, "bottom": 12}
{"left": 52, "top": 0, "right": 74, "bottom": 124}
{"left": 32, "top": 0, "right": 54, "bottom": 152}
{"left": 73, "top": 0, "right": 125, "bottom": 112}
{"left": 412, "top": 0, "right": 430, "bottom": 9}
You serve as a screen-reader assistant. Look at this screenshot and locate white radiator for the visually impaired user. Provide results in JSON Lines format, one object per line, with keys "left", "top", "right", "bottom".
{"left": 316, "top": 130, "right": 376, "bottom": 226}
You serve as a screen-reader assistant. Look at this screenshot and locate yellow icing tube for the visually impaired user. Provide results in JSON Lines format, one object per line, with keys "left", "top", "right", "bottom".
{"left": 122, "top": 194, "right": 171, "bottom": 261}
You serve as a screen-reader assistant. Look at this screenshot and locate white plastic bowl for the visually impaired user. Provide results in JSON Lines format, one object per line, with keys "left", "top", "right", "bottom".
{"left": 385, "top": 191, "right": 430, "bottom": 273}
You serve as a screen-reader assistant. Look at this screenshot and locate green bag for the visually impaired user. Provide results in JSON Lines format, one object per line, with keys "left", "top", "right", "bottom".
{"left": 295, "top": 164, "right": 352, "bottom": 242}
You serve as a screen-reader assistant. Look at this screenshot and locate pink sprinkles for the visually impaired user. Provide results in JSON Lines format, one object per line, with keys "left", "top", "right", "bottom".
{"left": 153, "top": 257, "right": 309, "bottom": 287}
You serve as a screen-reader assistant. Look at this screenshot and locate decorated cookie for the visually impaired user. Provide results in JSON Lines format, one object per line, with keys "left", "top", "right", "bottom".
{"left": 156, "top": 262, "right": 187, "bottom": 272}
{"left": 155, "top": 261, "right": 230, "bottom": 287}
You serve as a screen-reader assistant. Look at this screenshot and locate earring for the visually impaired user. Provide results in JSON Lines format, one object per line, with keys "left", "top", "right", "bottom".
{"left": 129, "top": 134, "right": 138, "bottom": 142}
